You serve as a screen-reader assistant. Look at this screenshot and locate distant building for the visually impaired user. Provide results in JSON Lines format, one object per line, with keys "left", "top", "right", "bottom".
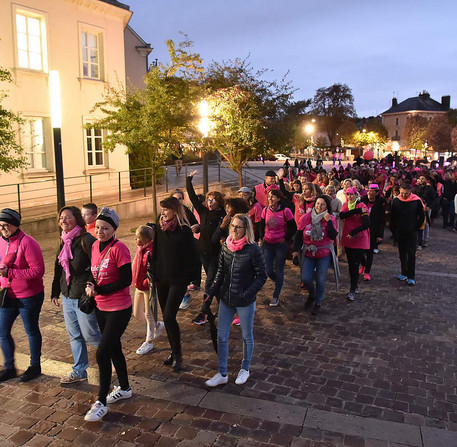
{"left": 0, "top": 0, "right": 151, "bottom": 207}
{"left": 381, "top": 92, "right": 450, "bottom": 147}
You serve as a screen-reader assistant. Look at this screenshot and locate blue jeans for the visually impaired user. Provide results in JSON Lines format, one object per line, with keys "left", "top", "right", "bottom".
{"left": 301, "top": 255, "right": 331, "bottom": 305}
{"left": 217, "top": 300, "right": 256, "bottom": 376}
{"left": 62, "top": 295, "right": 101, "bottom": 378}
{"left": 0, "top": 291, "right": 44, "bottom": 369}
{"left": 262, "top": 241, "right": 288, "bottom": 298}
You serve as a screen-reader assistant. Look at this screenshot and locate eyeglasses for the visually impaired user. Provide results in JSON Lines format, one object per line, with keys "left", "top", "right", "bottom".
{"left": 230, "top": 224, "right": 245, "bottom": 231}
{"left": 207, "top": 198, "right": 216, "bottom": 204}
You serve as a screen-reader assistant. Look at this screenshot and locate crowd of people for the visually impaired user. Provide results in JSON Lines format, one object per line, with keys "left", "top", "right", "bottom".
{"left": 0, "top": 155, "right": 455, "bottom": 422}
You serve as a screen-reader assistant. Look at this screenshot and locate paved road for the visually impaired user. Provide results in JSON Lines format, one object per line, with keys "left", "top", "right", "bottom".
{"left": 1, "top": 215, "right": 456, "bottom": 446}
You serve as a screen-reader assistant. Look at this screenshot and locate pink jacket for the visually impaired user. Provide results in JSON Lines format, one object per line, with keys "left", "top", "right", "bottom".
{"left": 340, "top": 202, "right": 370, "bottom": 249}
{"left": 0, "top": 230, "right": 45, "bottom": 299}
{"left": 254, "top": 183, "right": 279, "bottom": 208}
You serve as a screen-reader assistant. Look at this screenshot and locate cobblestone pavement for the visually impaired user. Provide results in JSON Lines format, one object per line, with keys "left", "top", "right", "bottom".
{"left": 1, "top": 217, "right": 456, "bottom": 446}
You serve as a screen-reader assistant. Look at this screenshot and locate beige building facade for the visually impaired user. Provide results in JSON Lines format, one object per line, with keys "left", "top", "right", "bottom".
{"left": 381, "top": 92, "right": 450, "bottom": 148}
{"left": 0, "top": 0, "right": 151, "bottom": 208}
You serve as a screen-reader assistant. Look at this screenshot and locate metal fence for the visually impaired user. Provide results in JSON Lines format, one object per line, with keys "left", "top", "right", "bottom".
{"left": 0, "top": 160, "right": 264, "bottom": 219}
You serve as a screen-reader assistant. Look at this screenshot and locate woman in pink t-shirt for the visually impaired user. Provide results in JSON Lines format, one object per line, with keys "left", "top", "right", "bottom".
{"left": 260, "top": 189, "right": 297, "bottom": 307}
{"left": 339, "top": 188, "right": 370, "bottom": 301}
{"left": 84, "top": 207, "right": 132, "bottom": 422}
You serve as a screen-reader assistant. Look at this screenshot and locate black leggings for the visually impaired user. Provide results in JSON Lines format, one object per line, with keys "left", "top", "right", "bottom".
{"left": 398, "top": 232, "right": 417, "bottom": 279}
{"left": 95, "top": 306, "right": 132, "bottom": 405}
{"left": 157, "top": 282, "right": 187, "bottom": 358}
{"left": 345, "top": 248, "right": 366, "bottom": 292}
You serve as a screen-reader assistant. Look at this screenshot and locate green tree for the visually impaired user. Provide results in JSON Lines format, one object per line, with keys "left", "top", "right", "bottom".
{"left": 425, "top": 115, "right": 452, "bottom": 153}
{"left": 364, "top": 117, "right": 388, "bottom": 142}
{"left": 337, "top": 120, "right": 358, "bottom": 145}
{"left": 451, "top": 125, "right": 457, "bottom": 155}
{"left": 404, "top": 114, "right": 428, "bottom": 153}
{"left": 88, "top": 38, "right": 204, "bottom": 218}
{"left": 204, "top": 85, "right": 266, "bottom": 187}
{"left": 204, "top": 58, "right": 298, "bottom": 155}
{"left": 0, "top": 68, "right": 27, "bottom": 172}
{"left": 310, "top": 83, "right": 356, "bottom": 147}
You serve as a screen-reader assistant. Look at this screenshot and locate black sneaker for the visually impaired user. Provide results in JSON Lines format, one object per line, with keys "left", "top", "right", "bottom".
{"left": 0, "top": 367, "right": 16, "bottom": 382}
{"left": 311, "top": 303, "right": 321, "bottom": 316}
{"left": 192, "top": 312, "right": 206, "bottom": 325}
{"left": 304, "top": 294, "right": 314, "bottom": 310}
{"left": 19, "top": 365, "right": 41, "bottom": 382}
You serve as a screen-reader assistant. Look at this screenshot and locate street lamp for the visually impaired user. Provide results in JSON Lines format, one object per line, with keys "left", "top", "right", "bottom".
{"left": 305, "top": 123, "right": 314, "bottom": 158}
{"left": 198, "top": 100, "right": 213, "bottom": 193}
{"left": 49, "top": 70, "right": 65, "bottom": 211}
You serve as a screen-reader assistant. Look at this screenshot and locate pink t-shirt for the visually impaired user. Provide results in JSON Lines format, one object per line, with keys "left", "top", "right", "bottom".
{"left": 298, "top": 213, "right": 337, "bottom": 258}
{"left": 91, "top": 240, "right": 132, "bottom": 311}
{"left": 249, "top": 202, "right": 263, "bottom": 223}
{"left": 262, "top": 206, "right": 294, "bottom": 244}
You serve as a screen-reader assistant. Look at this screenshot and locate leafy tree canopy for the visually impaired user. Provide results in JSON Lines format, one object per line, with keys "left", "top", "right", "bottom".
{"left": 310, "top": 83, "right": 356, "bottom": 147}
{"left": 0, "top": 68, "right": 27, "bottom": 173}
{"left": 425, "top": 115, "right": 452, "bottom": 153}
{"left": 404, "top": 114, "right": 428, "bottom": 150}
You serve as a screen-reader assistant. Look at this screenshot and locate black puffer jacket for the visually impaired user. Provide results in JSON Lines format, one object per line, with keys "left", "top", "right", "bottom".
{"left": 51, "top": 232, "right": 96, "bottom": 299}
{"left": 207, "top": 243, "right": 267, "bottom": 308}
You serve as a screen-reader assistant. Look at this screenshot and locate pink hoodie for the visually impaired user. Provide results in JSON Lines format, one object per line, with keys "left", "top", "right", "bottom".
{"left": 0, "top": 230, "right": 45, "bottom": 299}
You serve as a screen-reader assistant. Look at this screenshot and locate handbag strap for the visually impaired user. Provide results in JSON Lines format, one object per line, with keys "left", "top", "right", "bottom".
{"left": 94, "top": 239, "right": 118, "bottom": 284}
{"left": 4, "top": 234, "right": 25, "bottom": 287}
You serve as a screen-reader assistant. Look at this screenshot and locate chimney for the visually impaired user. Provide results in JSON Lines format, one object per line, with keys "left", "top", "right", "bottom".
{"left": 441, "top": 95, "right": 450, "bottom": 110}
{"left": 392, "top": 97, "right": 397, "bottom": 107}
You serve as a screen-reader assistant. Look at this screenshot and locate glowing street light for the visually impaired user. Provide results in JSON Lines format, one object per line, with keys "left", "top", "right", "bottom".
{"left": 305, "top": 123, "right": 315, "bottom": 158}
{"left": 198, "top": 100, "right": 213, "bottom": 193}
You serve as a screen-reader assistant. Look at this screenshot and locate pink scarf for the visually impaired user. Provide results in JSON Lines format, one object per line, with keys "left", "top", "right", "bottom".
{"left": 160, "top": 216, "right": 178, "bottom": 232}
{"left": 398, "top": 193, "right": 423, "bottom": 204}
{"left": 226, "top": 234, "right": 247, "bottom": 252}
{"left": 58, "top": 225, "right": 82, "bottom": 285}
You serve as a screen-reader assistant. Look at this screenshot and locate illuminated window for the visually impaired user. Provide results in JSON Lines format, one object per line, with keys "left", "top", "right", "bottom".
{"left": 16, "top": 12, "right": 46, "bottom": 71}
{"left": 21, "top": 118, "right": 47, "bottom": 169}
{"left": 86, "top": 128, "right": 104, "bottom": 166}
{"left": 81, "top": 31, "right": 103, "bottom": 79}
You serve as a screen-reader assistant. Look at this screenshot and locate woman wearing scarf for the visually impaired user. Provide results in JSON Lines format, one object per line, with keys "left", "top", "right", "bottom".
{"left": 0, "top": 208, "right": 45, "bottom": 383}
{"left": 259, "top": 189, "right": 297, "bottom": 307}
{"left": 83, "top": 207, "right": 132, "bottom": 422}
{"left": 51, "top": 206, "right": 100, "bottom": 384}
{"left": 292, "top": 195, "right": 339, "bottom": 316}
{"left": 339, "top": 187, "right": 370, "bottom": 301}
{"left": 204, "top": 214, "right": 266, "bottom": 387}
{"left": 152, "top": 197, "right": 200, "bottom": 372}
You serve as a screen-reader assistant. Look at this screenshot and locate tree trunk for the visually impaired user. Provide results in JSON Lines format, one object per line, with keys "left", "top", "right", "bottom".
{"left": 237, "top": 168, "right": 243, "bottom": 188}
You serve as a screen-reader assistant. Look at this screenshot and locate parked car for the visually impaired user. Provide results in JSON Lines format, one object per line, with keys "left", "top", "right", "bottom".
{"left": 274, "top": 153, "right": 289, "bottom": 161}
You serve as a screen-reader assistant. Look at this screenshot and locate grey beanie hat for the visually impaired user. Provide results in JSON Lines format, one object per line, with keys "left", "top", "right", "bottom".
{"left": 96, "top": 207, "right": 119, "bottom": 230}
{"left": 0, "top": 208, "right": 21, "bottom": 227}
{"left": 238, "top": 187, "right": 252, "bottom": 193}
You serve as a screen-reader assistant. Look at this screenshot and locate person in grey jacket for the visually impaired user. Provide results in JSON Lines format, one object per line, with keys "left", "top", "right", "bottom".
{"left": 204, "top": 214, "right": 267, "bottom": 387}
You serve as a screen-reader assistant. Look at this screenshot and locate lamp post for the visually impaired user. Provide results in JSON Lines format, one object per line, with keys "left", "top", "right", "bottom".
{"left": 305, "top": 123, "right": 314, "bottom": 159}
{"left": 49, "top": 71, "right": 65, "bottom": 211}
{"left": 198, "top": 100, "right": 212, "bottom": 194}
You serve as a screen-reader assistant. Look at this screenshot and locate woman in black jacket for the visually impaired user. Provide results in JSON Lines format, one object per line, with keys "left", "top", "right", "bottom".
{"left": 51, "top": 206, "right": 101, "bottom": 384}
{"left": 186, "top": 170, "right": 226, "bottom": 325}
{"left": 204, "top": 214, "right": 267, "bottom": 387}
{"left": 153, "top": 197, "right": 200, "bottom": 371}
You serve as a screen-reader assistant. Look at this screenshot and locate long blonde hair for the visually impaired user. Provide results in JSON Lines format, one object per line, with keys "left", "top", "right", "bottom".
{"left": 159, "top": 197, "right": 190, "bottom": 227}
{"left": 231, "top": 214, "right": 255, "bottom": 244}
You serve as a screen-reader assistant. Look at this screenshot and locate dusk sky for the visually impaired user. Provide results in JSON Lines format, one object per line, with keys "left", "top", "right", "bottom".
{"left": 126, "top": 0, "right": 457, "bottom": 118}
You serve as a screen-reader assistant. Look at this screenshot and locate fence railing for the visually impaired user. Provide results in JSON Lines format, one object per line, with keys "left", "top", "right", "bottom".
{"left": 0, "top": 160, "right": 264, "bottom": 219}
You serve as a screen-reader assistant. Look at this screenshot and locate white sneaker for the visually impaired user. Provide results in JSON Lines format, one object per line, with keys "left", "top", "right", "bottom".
{"left": 84, "top": 401, "right": 108, "bottom": 422}
{"left": 153, "top": 321, "right": 165, "bottom": 339}
{"left": 235, "top": 369, "right": 250, "bottom": 385}
{"left": 205, "top": 373, "right": 228, "bottom": 387}
{"left": 136, "top": 341, "right": 153, "bottom": 355}
{"left": 107, "top": 385, "right": 132, "bottom": 404}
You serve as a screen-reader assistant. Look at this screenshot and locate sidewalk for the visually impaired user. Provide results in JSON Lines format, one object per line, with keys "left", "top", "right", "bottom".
{"left": 1, "top": 217, "right": 456, "bottom": 446}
